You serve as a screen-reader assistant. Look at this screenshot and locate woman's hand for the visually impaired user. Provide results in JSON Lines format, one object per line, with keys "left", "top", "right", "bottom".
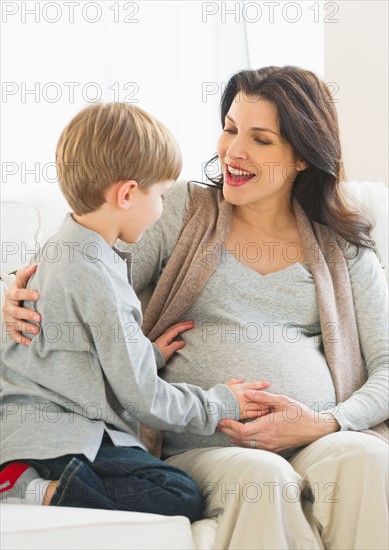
{"left": 154, "top": 320, "right": 195, "bottom": 362}
{"left": 217, "top": 390, "right": 340, "bottom": 453}
{"left": 3, "top": 264, "right": 40, "bottom": 346}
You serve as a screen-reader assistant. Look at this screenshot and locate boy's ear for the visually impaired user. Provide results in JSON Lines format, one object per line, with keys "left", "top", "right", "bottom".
{"left": 117, "top": 180, "right": 138, "bottom": 210}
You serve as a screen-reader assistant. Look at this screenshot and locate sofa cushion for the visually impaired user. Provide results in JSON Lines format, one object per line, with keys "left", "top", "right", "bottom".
{"left": 344, "top": 181, "right": 388, "bottom": 281}
{"left": 1, "top": 202, "right": 41, "bottom": 275}
{"left": 1, "top": 505, "right": 195, "bottom": 550}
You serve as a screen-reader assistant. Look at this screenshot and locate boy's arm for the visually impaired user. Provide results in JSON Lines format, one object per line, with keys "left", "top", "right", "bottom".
{"left": 90, "top": 301, "right": 240, "bottom": 435}
{"left": 151, "top": 342, "right": 166, "bottom": 370}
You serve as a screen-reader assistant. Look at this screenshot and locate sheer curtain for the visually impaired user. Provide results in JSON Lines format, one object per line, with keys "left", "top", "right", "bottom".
{"left": 1, "top": 0, "right": 325, "bottom": 192}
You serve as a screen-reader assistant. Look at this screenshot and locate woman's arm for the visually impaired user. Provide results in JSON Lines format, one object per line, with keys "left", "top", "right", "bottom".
{"left": 131, "top": 180, "right": 190, "bottom": 294}
{"left": 325, "top": 244, "right": 389, "bottom": 430}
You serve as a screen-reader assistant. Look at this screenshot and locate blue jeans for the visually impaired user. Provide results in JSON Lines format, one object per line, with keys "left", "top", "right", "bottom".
{"left": 25, "top": 437, "right": 204, "bottom": 522}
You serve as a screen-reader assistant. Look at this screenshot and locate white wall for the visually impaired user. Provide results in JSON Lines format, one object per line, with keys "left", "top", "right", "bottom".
{"left": 245, "top": 0, "right": 324, "bottom": 75}
{"left": 325, "top": 0, "right": 388, "bottom": 185}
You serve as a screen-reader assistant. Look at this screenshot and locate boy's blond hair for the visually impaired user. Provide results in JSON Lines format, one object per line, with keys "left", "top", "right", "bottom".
{"left": 56, "top": 103, "right": 182, "bottom": 215}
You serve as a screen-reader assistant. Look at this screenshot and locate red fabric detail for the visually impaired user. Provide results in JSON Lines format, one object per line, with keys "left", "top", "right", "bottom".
{"left": 0, "top": 462, "right": 30, "bottom": 492}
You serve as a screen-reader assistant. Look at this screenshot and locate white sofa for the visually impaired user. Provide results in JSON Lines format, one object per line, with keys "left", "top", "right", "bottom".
{"left": 1, "top": 180, "right": 388, "bottom": 550}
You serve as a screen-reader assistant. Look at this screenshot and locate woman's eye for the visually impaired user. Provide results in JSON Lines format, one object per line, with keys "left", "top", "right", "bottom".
{"left": 223, "top": 128, "right": 236, "bottom": 134}
{"left": 255, "top": 138, "right": 271, "bottom": 145}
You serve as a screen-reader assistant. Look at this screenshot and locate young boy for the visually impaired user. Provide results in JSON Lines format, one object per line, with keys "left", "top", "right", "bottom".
{"left": 0, "top": 103, "right": 268, "bottom": 520}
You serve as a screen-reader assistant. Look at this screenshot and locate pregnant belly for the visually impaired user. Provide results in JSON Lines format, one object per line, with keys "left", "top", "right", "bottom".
{"left": 162, "top": 332, "right": 336, "bottom": 411}
{"left": 160, "top": 331, "right": 337, "bottom": 459}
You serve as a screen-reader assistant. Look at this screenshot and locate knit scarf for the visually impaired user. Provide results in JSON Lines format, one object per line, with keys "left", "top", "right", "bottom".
{"left": 140, "top": 183, "right": 388, "bottom": 457}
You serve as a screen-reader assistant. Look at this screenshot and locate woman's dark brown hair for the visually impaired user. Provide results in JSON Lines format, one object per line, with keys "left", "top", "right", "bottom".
{"left": 206, "top": 65, "right": 375, "bottom": 251}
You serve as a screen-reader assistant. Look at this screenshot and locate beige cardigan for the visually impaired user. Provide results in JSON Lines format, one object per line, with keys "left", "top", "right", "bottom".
{"left": 140, "top": 183, "right": 388, "bottom": 456}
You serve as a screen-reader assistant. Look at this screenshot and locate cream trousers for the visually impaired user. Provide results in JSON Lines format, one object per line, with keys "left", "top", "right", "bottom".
{"left": 166, "top": 432, "right": 388, "bottom": 550}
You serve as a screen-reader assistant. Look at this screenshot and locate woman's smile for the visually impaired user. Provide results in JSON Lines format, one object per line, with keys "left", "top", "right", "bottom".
{"left": 224, "top": 163, "right": 256, "bottom": 187}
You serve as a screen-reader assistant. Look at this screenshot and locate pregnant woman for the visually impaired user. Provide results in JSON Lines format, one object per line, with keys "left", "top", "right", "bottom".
{"left": 5, "top": 66, "right": 388, "bottom": 549}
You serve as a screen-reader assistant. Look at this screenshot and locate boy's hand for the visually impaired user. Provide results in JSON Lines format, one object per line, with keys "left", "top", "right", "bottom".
{"left": 154, "top": 320, "right": 194, "bottom": 362}
{"left": 3, "top": 264, "right": 40, "bottom": 346}
{"left": 225, "top": 378, "right": 272, "bottom": 420}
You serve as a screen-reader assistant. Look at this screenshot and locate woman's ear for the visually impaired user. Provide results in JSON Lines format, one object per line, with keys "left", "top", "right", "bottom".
{"left": 117, "top": 180, "right": 138, "bottom": 210}
{"left": 296, "top": 160, "right": 309, "bottom": 172}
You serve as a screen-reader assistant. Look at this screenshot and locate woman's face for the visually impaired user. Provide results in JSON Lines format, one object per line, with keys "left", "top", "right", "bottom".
{"left": 217, "top": 93, "right": 304, "bottom": 208}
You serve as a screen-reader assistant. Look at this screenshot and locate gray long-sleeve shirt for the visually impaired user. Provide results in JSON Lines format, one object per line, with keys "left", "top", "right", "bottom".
{"left": 131, "top": 181, "right": 389, "bottom": 459}
{"left": 0, "top": 214, "right": 239, "bottom": 465}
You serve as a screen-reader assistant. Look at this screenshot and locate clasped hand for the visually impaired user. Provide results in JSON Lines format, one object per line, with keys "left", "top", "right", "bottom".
{"left": 217, "top": 390, "right": 340, "bottom": 453}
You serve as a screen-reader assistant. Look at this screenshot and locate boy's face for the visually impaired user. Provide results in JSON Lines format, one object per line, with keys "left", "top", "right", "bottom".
{"left": 119, "top": 180, "right": 173, "bottom": 243}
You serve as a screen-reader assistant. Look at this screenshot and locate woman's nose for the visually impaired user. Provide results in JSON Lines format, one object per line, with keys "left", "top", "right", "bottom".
{"left": 226, "top": 135, "right": 248, "bottom": 160}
